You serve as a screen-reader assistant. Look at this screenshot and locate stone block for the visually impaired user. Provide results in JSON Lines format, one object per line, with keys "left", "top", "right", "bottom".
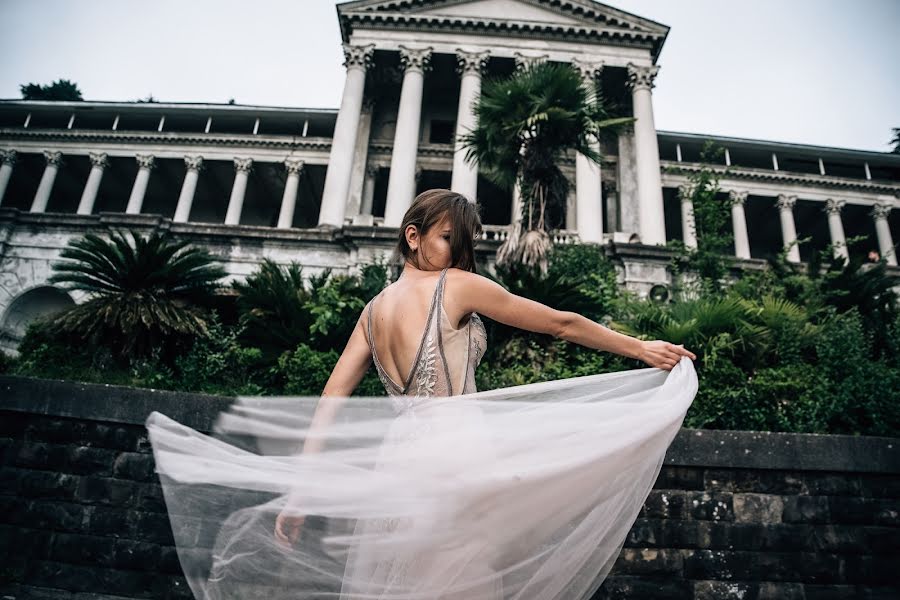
{"left": 782, "top": 495, "right": 830, "bottom": 523}
{"left": 49, "top": 533, "right": 117, "bottom": 567}
{"left": 112, "top": 538, "right": 163, "bottom": 572}
{"left": 828, "top": 497, "right": 899, "bottom": 526}
{"left": 75, "top": 476, "right": 138, "bottom": 507}
{"left": 87, "top": 506, "right": 132, "bottom": 538}
{"left": 594, "top": 574, "right": 692, "bottom": 600}
{"left": 733, "top": 493, "right": 783, "bottom": 523}
{"left": 686, "top": 491, "right": 734, "bottom": 521}
{"left": 858, "top": 473, "right": 900, "bottom": 499}
{"left": 133, "top": 483, "right": 166, "bottom": 513}
{"left": 111, "top": 452, "right": 155, "bottom": 482}
{"left": 67, "top": 446, "right": 116, "bottom": 476}
{"left": 17, "top": 470, "right": 78, "bottom": 501}
{"left": 26, "top": 500, "right": 85, "bottom": 532}
{"left": 13, "top": 442, "right": 69, "bottom": 471}
{"left": 654, "top": 466, "right": 704, "bottom": 490}
{"left": 639, "top": 490, "right": 687, "bottom": 519}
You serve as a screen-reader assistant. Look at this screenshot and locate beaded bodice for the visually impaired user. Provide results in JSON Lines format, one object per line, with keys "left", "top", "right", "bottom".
{"left": 366, "top": 268, "right": 487, "bottom": 413}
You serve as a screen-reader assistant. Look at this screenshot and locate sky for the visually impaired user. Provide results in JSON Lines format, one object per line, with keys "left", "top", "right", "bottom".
{"left": 1, "top": 0, "right": 898, "bottom": 152}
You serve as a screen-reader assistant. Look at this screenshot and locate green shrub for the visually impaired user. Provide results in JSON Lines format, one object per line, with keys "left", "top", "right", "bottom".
{"left": 173, "top": 313, "right": 268, "bottom": 396}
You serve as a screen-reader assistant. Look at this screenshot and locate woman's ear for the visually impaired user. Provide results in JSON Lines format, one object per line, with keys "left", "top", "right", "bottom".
{"left": 405, "top": 224, "right": 419, "bottom": 251}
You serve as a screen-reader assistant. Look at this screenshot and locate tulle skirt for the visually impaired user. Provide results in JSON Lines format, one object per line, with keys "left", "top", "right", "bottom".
{"left": 145, "top": 356, "right": 698, "bottom": 600}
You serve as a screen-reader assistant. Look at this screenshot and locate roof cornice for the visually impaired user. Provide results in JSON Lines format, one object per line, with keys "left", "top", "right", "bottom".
{"left": 337, "top": 0, "right": 669, "bottom": 61}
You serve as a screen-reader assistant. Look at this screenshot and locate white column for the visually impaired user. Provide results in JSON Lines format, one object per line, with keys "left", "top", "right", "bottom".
{"left": 318, "top": 43, "right": 374, "bottom": 228}
{"left": 451, "top": 49, "right": 488, "bottom": 200}
{"left": 572, "top": 59, "right": 605, "bottom": 244}
{"left": 277, "top": 158, "right": 304, "bottom": 229}
{"left": 0, "top": 150, "right": 16, "bottom": 207}
{"left": 776, "top": 194, "right": 801, "bottom": 262}
{"left": 125, "top": 154, "right": 156, "bottom": 214}
{"left": 174, "top": 156, "right": 203, "bottom": 223}
{"left": 678, "top": 183, "right": 697, "bottom": 250}
{"left": 871, "top": 203, "right": 897, "bottom": 266}
{"left": 626, "top": 63, "right": 666, "bottom": 245}
{"left": 346, "top": 97, "right": 375, "bottom": 221}
{"left": 729, "top": 190, "right": 751, "bottom": 259}
{"left": 76, "top": 152, "right": 109, "bottom": 215}
{"left": 384, "top": 46, "right": 432, "bottom": 227}
{"left": 225, "top": 158, "right": 253, "bottom": 225}
{"left": 361, "top": 165, "right": 377, "bottom": 216}
{"left": 824, "top": 198, "right": 848, "bottom": 261}
{"left": 30, "top": 150, "right": 63, "bottom": 213}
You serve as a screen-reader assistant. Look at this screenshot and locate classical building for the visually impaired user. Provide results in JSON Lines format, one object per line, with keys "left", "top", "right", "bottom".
{"left": 1, "top": 0, "right": 898, "bottom": 354}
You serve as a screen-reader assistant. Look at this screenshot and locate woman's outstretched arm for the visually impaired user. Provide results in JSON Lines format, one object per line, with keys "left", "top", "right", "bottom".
{"left": 301, "top": 307, "right": 373, "bottom": 455}
{"left": 447, "top": 268, "right": 695, "bottom": 371}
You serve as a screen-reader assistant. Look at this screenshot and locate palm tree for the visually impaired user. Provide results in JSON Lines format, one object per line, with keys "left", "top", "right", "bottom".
{"left": 46, "top": 229, "right": 227, "bottom": 361}
{"left": 461, "top": 61, "right": 632, "bottom": 274}
{"left": 232, "top": 259, "right": 389, "bottom": 360}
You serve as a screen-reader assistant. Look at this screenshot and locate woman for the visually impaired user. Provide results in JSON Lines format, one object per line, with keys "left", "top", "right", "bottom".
{"left": 147, "top": 189, "right": 698, "bottom": 600}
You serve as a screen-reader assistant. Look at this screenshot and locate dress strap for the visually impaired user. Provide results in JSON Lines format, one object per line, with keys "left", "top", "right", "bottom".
{"left": 367, "top": 268, "right": 449, "bottom": 393}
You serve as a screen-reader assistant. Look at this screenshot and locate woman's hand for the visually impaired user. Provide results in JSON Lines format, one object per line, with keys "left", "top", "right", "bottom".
{"left": 638, "top": 340, "right": 696, "bottom": 370}
{"left": 274, "top": 509, "right": 306, "bottom": 549}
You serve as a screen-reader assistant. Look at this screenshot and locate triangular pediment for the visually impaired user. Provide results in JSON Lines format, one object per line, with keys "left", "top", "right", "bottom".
{"left": 338, "top": 0, "right": 669, "bottom": 37}
{"left": 412, "top": 0, "right": 584, "bottom": 26}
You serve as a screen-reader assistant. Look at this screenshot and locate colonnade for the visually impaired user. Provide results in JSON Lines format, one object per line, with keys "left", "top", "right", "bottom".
{"left": 316, "top": 44, "right": 668, "bottom": 245}
{"left": 0, "top": 148, "right": 306, "bottom": 229}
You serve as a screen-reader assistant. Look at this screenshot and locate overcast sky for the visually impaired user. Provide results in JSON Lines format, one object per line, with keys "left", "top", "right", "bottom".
{"left": 1, "top": 0, "right": 897, "bottom": 152}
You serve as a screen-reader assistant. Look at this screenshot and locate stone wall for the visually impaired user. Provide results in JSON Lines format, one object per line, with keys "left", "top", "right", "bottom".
{"left": 1, "top": 374, "right": 898, "bottom": 599}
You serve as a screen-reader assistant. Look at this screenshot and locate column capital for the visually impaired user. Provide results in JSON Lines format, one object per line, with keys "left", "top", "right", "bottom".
{"left": 399, "top": 46, "right": 433, "bottom": 74}
{"left": 284, "top": 158, "right": 305, "bottom": 176}
{"left": 89, "top": 152, "right": 109, "bottom": 169}
{"left": 342, "top": 43, "right": 375, "bottom": 72}
{"left": 776, "top": 193, "right": 797, "bottom": 211}
{"left": 514, "top": 52, "right": 549, "bottom": 71}
{"left": 43, "top": 150, "right": 64, "bottom": 167}
{"left": 136, "top": 154, "right": 156, "bottom": 170}
{"left": 729, "top": 190, "right": 749, "bottom": 206}
{"left": 571, "top": 58, "right": 604, "bottom": 82}
{"left": 1, "top": 149, "right": 16, "bottom": 166}
{"left": 365, "top": 164, "right": 379, "bottom": 179}
{"left": 824, "top": 198, "right": 845, "bottom": 215}
{"left": 626, "top": 63, "right": 660, "bottom": 92}
{"left": 456, "top": 49, "right": 490, "bottom": 76}
{"left": 184, "top": 155, "right": 204, "bottom": 172}
{"left": 871, "top": 203, "right": 892, "bottom": 220}
{"left": 678, "top": 183, "right": 695, "bottom": 202}
{"left": 234, "top": 157, "right": 253, "bottom": 174}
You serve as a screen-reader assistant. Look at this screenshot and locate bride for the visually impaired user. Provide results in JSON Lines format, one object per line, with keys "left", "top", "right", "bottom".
{"left": 147, "top": 188, "right": 698, "bottom": 600}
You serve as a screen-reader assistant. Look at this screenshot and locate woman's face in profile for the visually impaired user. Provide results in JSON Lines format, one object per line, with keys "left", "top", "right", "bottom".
{"left": 413, "top": 212, "right": 453, "bottom": 271}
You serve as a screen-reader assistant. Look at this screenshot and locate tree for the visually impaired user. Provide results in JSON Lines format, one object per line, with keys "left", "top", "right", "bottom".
{"left": 668, "top": 141, "right": 735, "bottom": 297}
{"left": 45, "top": 229, "right": 227, "bottom": 362}
{"left": 461, "top": 62, "right": 632, "bottom": 274}
{"left": 891, "top": 127, "right": 900, "bottom": 154}
{"left": 20, "top": 79, "right": 83, "bottom": 101}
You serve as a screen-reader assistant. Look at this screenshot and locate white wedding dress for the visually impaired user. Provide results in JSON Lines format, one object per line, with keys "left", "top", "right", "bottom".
{"left": 146, "top": 267, "right": 698, "bottom": 599}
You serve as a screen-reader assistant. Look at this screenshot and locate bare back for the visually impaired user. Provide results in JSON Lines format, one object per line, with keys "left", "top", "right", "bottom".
{"left": 365, "top": 267, "right": 486, "bottom": 401}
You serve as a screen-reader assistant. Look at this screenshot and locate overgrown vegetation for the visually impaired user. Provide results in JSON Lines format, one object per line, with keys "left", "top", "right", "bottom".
{"left": 3, "top": 153, "right": 898, "bottom": 437}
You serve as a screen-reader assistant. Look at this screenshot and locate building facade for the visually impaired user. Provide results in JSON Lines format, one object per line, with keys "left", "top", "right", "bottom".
{"left": 1, "top": 0, "right": 898, "bottom": 353}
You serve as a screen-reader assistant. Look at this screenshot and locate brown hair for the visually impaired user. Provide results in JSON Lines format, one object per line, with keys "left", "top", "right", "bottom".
{"left": 395, "top": 189, "right": 483, "bottom": 272}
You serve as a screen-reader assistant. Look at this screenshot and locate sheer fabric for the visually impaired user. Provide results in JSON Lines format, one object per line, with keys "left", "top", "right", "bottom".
{"left": 146, "top": 268, "right": 699, "bottom": 599}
